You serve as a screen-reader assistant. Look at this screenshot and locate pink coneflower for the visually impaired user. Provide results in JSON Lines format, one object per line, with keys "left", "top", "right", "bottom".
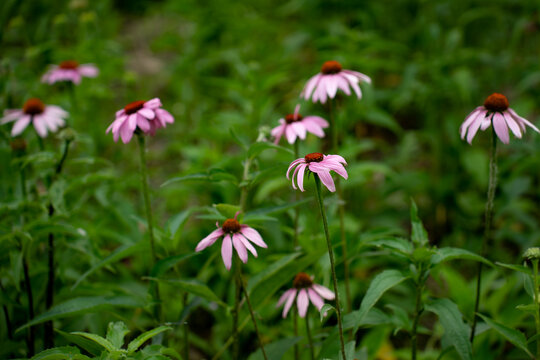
{"left": 41, "top": 60, "right": 98, "bottom": 85}
{"left": 195, "top": 214, "right": 267, "bottom": 270}
{"left": 287, "top": 152, "right": 347, "bottom": 192}
{"left": 460, "top": 93, "right": 540, "bottom": 144}
{"left": 1, "top": 98, "right": 68, "bottom": 137}
{"left": 276, "top": 273, "right": 335, "bottom": 318}
{"left": 106, "top": 98, "right": 174, "bottom": 144}
{"left": 301, "top": 60, "right": 371, "bottom": 104}
{"left": 271, "top": 104, "right": 329, "bottom": 144}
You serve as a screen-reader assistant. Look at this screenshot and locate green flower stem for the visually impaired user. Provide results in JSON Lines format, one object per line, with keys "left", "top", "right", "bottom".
{"left": 44, "top": 138, "right": 72, "bottom": 348}
{"left": 470, "top": 128, "right": 498, "bottom": 343}
{"left": 22, "top": 248, "right": 35, "bottom": 356}
{"left": 305, "top": 311, "right": 315, "bottom": 360}
{"left": 294, "top": 141, "right": 300, "bottom": 248}
{"left": 314, "top": 175, "right": 347, "bottom": 360}
{"left": 137, "top": 134, "right": 157, "bottom": 263}
{"left": 232, "top": 257, "right": 242, "bottom": 359}
{"left": 328, "top": 98, "right": 351, "bottom": 313}
{"left": 411, "top": 264, "right": 424, "bottom": 360}
{"left": 182, "top": 292, "right": 189, "bottom": 360}
{"left": 533, "top": 259, "right": 540, "bottom": 359}
{"left": 241, "top": 272, "right": 268, "bottom": 360}
{"left": 293, "top": 312, "right": 299, "bottom": 360}
{"left": 0, "top": 282, "right": 12, "bottom": 340}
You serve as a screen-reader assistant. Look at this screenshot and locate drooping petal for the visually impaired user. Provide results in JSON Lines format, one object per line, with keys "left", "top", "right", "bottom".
{"left": 297, "top": 289, "right": 309, "bottom": 318}
{"left": 11, "top": 116, "right": 31, "bottom": 136}
{"left": 221, "top": 234, "right": 233, "bottom": 270}
{"left": 302, "top": 119, "right": 325, "bottom": 137}
{"left": 342, "top": 70, "right": 372, "bottom": 84}
{"left": 78, "top": 64, "right": 99, "bottom": 77}
{"left": 239, "top": 226, "right": 267, "bottom": 248}
{"left": 138, "top": 108, "right": 155, "bottom": 120}
{"left": 466, "top": 112, "right": 486, "bottom": 144}
{"left": 232, "top": 233, "right": 248, "bottom": 263}
{"left": 238, "top": 233, "right": 258, "bottom": 257}
{"left": 291, "top": 122, "right": 307, "bottom": 140}
{"left": 286, "top": 158, "right": 305, "bottom": 179}
{"left": 480, "top": 117, "right": 491, "bottom": 130}
{"left": 285, "top": 125, "right": 297, "bottom": 144}
{"left": 312, "top": 169, "right": 336, "bottom": 192}
{"left": 307, "top": 288, "right": 324, "bottom": 310}
{"left": 503, "top": 111, "right": 522, "bottom": 138}
{"left": 1, "top": 110, "right": 23, "bottom": 124}
{"left": 33, "top": 116, "right": 48, "bottom": 137}
{"left": 304, "top": 115, "right": 328, "bottom": 128}
{"left": 316, "top": 77, "right": 328, "bottom": 104}
{"left": 119, "top": 121, "right": 135, "bottom": 144}
{"left": 156, "top": 108, "right": 174, "bottom": 124}
{"left": 335, "top": 75, "right": 352, "bottom": 96}
{"left": 195, "top": 228, "right": 224, "bottom": 251}
{"left": 508, "top": 108, "right": 540, "bottom": 133}
{"left": 302, "top": 74, "right": 322, "bottom": 101}
{"left": 325, "top": 75, "right": 339, "bottom": 99}
{"left": 313, "top": 284, "right": 335, "bottom": 300}
{"left": 277, "top": 288, "right": 295, "bottom": 307}
{"left": 324, "top": 154, "right": 347, "bottom": 166}
{"left": 342, "top": 73, "right": 362, "bottom": 98}
{"left": 460, "top": 107, "right": 483, "bottom": 138}
{"left": 271, "top": 123, "right": 285, "bottom": 144}
{"left": 493, "top": 112, "right": 509, "bottom": 144}
{"left": 282, "top": 289, "right": 297, "bottom": 318}
{"left": 295, "top": 163, "right": 307, "bottom": 192}
{"left": 136, "top": 114, "right": 151, "bottom": 132}
{"left": 144, "top": 98, "right": 162, "bottom": 109}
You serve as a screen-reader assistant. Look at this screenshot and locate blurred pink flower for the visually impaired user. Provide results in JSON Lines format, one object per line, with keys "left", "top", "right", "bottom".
{"left": 271, "top": 104, "right": 329, "bottom": 144}
{"left": 195, "top": 214, "right": 267, "bottom": 270}
{"left": 287, "top": 152, "right": 347, "bottom": 192}
{"left": 106, "top": 98, "right": 174, "bottom": 143}
{"left": 461, "top": 93, "right": 539, "bottom": 144}
{"left": 276, "top": 273, "right": 334, "bottom": 318}
{"left": 301, "top": 60, "right": 371, "bottom": 104}
{"left": 41, "top": 60, "right": 98, "bottom": 85}
{"left": 1, "top": 98, "right": 68, "bottom": 137}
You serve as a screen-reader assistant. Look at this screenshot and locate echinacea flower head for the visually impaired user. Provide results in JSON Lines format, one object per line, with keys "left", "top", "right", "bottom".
{"left": 460, "top": 93, "right": 540, "bottom": 144}
{"left": 1, "top": 98, "right": 68, "bottom": 138}
{"left": 195, "top": 214, "right": 267, "bottom": 270}
{"left": 106, "top": 98, "right": 174, "bottom": 144}
{"left": 276, "top": 273, "right": 335, "bottom": 318}
{"left": 301, "top": 60, "right": 371, "bottom": 104}
{"left": 41, "top": 60, "right": 98, "bottom": 85}
{"left": 287, "top": 152, "right": 347, "bottom": 192}
{"left": 271, "top": 104, "right": 329, "bottom": 144}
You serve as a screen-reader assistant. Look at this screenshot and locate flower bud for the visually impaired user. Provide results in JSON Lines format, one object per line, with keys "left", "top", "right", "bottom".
{"left": 523, "top": 247, "right": 540, "bottom": 261}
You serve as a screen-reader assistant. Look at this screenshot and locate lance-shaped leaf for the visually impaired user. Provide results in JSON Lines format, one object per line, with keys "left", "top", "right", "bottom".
{"left": 430, "top": 247, "right": 492, "bottom": 267}
{"left": 477, "top": 313, "right": 533, "bottom": 359}
{"left": 126, "top": 326, "right": 172, "bottom": 354}
{"left": 30, "top": 346, "right": 91, "bottom": 360}
{"left": 410, "top": 199, "right": 428, "bottom": 247}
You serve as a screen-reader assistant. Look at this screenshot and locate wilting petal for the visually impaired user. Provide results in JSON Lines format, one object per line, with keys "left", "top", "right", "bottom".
{"left": 283, "top": 289, "right": 297, "bottom": 318}
{"left": 307, "top": 288, "right": 324, "bottom": 310}
{"left": 240, "top": 226, "right": 267, "bottom": 248}
{"left": 297, "top": 289, "right": 309, "bottom": 318}
{"left": 232, "top": 233, "right": 248, "bottom": 263}
{"left": 221, "top": 234, "right": 233, "bottom": 270}
{"left": 195, "top": 228, "right": 224, "bottom": 251}
{"left": 493, "top": 112, "right": 509, "bottom": 144}
{"left": 313, "top": 284, "right": 335, "bottom": 300}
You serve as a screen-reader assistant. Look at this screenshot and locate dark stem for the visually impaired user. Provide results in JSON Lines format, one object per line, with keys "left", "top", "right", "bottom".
{"left": 23, "top": 250, "right": 35, "bottom": 356}
{"left": 314, "top": 175, "right": 347, "bottom": 360}
{"left": 305, "top": 311, "right": 315, "bottom": 360}
{"left": 240, "top": 273, "right": 268, "bottom": 360}
{"left": 470, "top": 128, "right": 498, "bottom": 343}
{"left": 411, "top": 264, "right": 424, "bottom": 360}
{"left": 293, "top": 141, "right": 300, "bottom": 248}
{"left": 182, "top": 292, "right": 189, "bottom": 360}
{"left": 232, "top": 257, "right": 242, "bottom": 359}
{"left": 293, "top": 311, "right": 299, "bottom": 360}
{"left": 0, "top": 282, "right": 13, "bottom": 340}
{"left": 533, "top": 259, "right": 540, "bottom": 359}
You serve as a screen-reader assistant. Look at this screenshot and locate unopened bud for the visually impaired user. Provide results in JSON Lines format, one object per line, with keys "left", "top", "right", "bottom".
{"left": 523, "top": 248, "right": 540, "bottom": 261}
{"left": 58, "top": 127, "right": 76, "bottom": 142}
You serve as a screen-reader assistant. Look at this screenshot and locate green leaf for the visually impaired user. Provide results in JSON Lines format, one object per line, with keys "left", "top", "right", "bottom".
{"left": 30, "top": 346, "right": 91, "bottom": 360}
{"left": 161, "top": 173, "right": 209, "bottom": 187}
{"left": 355, "top": 270, "right": 409, "bottom": 330}
{"left": 431, "top": 248, "right": 492, "bottom": 267}
{"left": 410, "top": 199, "right": 428, "bottom": 247}
{"left": 516, "top": 304, "right": 537, "bottom": 314}
{"left": 56, "top": 329, "right": 105, "bottom": 356}
{"left": 243, "top": 198, "right": 312, "bottom": 221}
{"left": 147, "top": 278, "right": 227, "bottom": 307}
{"left": 70, "top": 332, "right": 117, "bottom": 352}
{"left": 247, "top": 337, "right": 301, "bottom": 360}
{"left": 106, "top": 321, "right": 130, "bottom": 349}
{"left": 150, "top": 253, "right": 199, "bottom": 278}
{"left": 214, "top": 203, "right": 241, "bottom": 219}
{"left": 476, "top": 313, "right": 533, "bottom": 359}
{"left": 161, "top": 169, "right": 237, "bottom": 187}
{"left": 425, "top": 299, "right": 472, "bottom": 360}
{"left": 127, "top": 326, "right": 172, "bottom": 354}
{"left": 49, "top": 179, "right": 67, "bottom": 215}
{"left": 17, "top": 296, "right": 145, "bottom": 331}
{"left": 369, "top": 237, "right": 413, "bottom": 256}
{"left": 496, "top": 262, "right": 531, "bottom": 274}
{"left": 71, "top": 240, "right": 144, "bottom": 290}
{"left": 247, "top": 141, "right": 293, "bottom": 159}
{"left": 166, "top": 209, "right": 193, "bottom": 238}
{"left": 320, "top": 304, "right": 336, "bottom": 322}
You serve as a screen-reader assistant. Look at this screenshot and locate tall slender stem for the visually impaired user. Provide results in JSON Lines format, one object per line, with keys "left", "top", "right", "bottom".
{"left": 22, "top": 250, "right": 35, "bottom": 356}
{"left": 0, "top": 282, "right": 12, "bottom": 340}
{"left": 240, "top": 272, "right": 268, "bottom": 360}
{"left": 137, "top": 134, "right": 157, "bottom": 262}
{"left": 470, "top": 128, "right": 498, "bottom": 342}
{"left": 305, "top": 311, "right": 315, "bottom": 360}
{"left": 293, "top": 312, "right": 299, "bottom": 360}
{"left": 411, "top": 264, "right": 424, "bottom": 360}
{"left": 314, "top": 175, "right": 347, "bottom": 360}
{"left": 293, "top": 141, "right": 300, "bottom": 248}
{"left": 533, "top": 259, "right": 540, "bottom": 359}
{"left": 232, "top": 257, "right": 242, "bottom": 359}
{"left": 182, "top": 292, "right": 189, "bottom": 360}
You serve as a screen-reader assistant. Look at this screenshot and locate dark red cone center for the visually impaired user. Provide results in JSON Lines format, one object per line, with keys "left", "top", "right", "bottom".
{"left": 484, "top": 93, "right": 509, "bottom": 112}
{"left": 304, "top": 152, "right": 324, "bottom": 163}
{"left": 23, "top": 98, "right": 45, "bottom": 115}
{"left": 321, "top": 60, "right": 342, "bottom": 74}
{"left": 222, "top": 218, "right": 241, "bottom": 233}
{"left": 59, "top": 60, "right": 79, "bottom": 69}
{"left": 293, "top": 272, "right": 313, "bottom": 289}
{"left": 285, "top": 113, "right": 303, "bottom": 124}
{"left": 124, "top": 100, "right": 146, "bottom": 115}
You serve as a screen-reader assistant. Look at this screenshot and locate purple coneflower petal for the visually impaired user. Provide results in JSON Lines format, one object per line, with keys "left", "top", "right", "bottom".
{"left": 302, "top": 74, "right": 321, "bottom": 101}
{"left": 285, "top": 125, "right": 297, "bottom": 144}
{"left": 286, "top": 158, "right": 304, "bottom": 179}
{"left": 221, "top": 234, "right": 233, "bottom": 270}
{"left": 335, "top": 75, "right": 352, "bottom": 96}
{"left": 33, "top": 116, "right": 48, "bottom": 137}
{"left": 120, "top": 121, "right": 134, "bottom": 144}
{"left": 78, "top": 65, "right": 98, "bottom": 77}
{"left": 1, "top": 110, "right": 24, "bottom": 124}
{"left": 316, "top": 79, "right": 328, "bottom": 104}
{"left": 324, "top": 154, "right": 347, "bottom": 165}
{"left": 493, "top": 112, "right": 509, "bottom": 144}
{"left": 503, "top": 112, "right": 522, "bottom": 138}
{"left": 313, "top": 284, "right": 335, "bottom": 300}
{"left": 238, "top": 233, "right": 258, "bottom": 257}
{"left": 156, "top": 108, "right": 174, "bottom": 125}
{"left": 312, "top": 169, "right": 336, "bottom": 192}
{"left": 128, "top": 114, "right": 138, "bottom": 131}
{"left": 240, "top": 226, "right": 267, "bottom": 248}
{"left": 460, "top": 107, "right": 484, "bottom": 138}
{"left": 302, "top": 120, "right": 325, "bottom": 137}
{"left": 283, "top": 289, "right": 297, "bottom": 318}
{"left": 291, "top": 122, "right": 307, "bottom": 140}
{"left": 307, "top": 288, "right": 324, "bottom": 310}
{"left": 509, "top": 108, "right": 540, "bottom": 133}
{"left": 480, "top": 117, "right": 491, "bottom": 131}
{"left": 195, "top": 228, "right": 224, "bottom": 252}
{"left": 343, "top": 70, "right": 372, "bottom": 84}
{"left": 136, "top": 114, "right": 151, "bottom": 132}
{"left": 295, "top": 163, "right": 307, "bottom": 192}
{"left": 232, "top": 234, "right": 248, "bottom": 263}
{"left": 277, "top": 288, "right": 295, "bottom": 307}
{"left": 297, "top": 289, "right": 309, "bottom": 318}
{"left": 325, "top": 75, "right": 339, "bottom": 99}
{"left": 138, "top": 108, "right": 155, "bottom": 120}
{"left": 305, "top": 115, "right": 329, "bottom": 128}
{"left": 466, "top": 114, "right": 485, "bottom": 144}
{"left": 12, "top": 116, "right": 31, "bottom": 136}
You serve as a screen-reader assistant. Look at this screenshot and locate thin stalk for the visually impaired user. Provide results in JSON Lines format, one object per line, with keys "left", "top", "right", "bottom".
{"left": 533, "top": 259, "right": 540, "bottom": 359}
{"left": 44, "top": 138, "right": 71, "bottom": 348}
{"left": 0, "top": 282, "right": 13, "bottom": 340}
{"left": 232, "top": 256, "right": 242, "bottom": 359}
{"left": 240, "top": 273, "right": 268, "bottom": 360}
{"left": 411, "top": 265, "right": 424, "bottom": 360}
{"left": 23, "top": 251, "right": 35, "bottom": 356}
{"left": 470, "top": 128, "right": 498, "bottom": 343}
{"left": 293, "top": 312, "right": 299, "bottom": 360}
{"left": 328, "top": 99, "right": 351, "bottom": 313}
{"left": 314, "top": 175, "right": 347, "bottom": 360}
{"left": 305, "top": 311, "right": 315, "bottom": 360}
{"left": 293, "top": 141, "right": 300, "bottom": 248}
{"left": 182, "top": 292, "right": 189, "bottom": 360}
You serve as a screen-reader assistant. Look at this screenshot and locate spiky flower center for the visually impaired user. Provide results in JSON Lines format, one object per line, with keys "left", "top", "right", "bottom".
{"left": 304, "top": 152, "right": 324, "bottom": 163}
{"left": 124, "top": 100, "right": 145, "bottom": 115}
{"left": 59, "top": 60, "right": 79, "bottom": 69}
{"left": 222, "top": 219, "right": 241, "bottom": 233}
{"left": 484, "top": 93, "right": 509, "bottom": 112}
{"left": 23, "top": 98, "right": 45, "bottom": 115}
{"left": 285, "top": 113, "right": 303, "bottom": 124}
{"left": 321, "top": 60, "right": 342, "bottom": 74}
{"left": 293, "top": 272, "right": 313, "bottom": 289}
